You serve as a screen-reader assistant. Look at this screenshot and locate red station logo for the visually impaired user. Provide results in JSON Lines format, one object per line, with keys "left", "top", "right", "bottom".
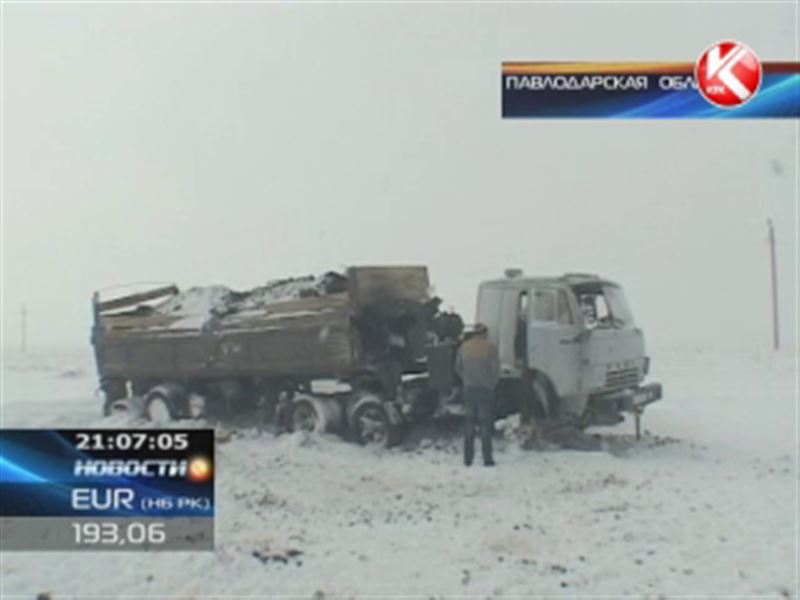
{"left": 695, "top": 41, "right": 762, "bottom": 108}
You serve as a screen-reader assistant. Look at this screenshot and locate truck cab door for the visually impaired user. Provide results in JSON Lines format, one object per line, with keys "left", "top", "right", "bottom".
{"left": 476, "top": 284, "right": 522, "bottom": 377}
{"left": 526, "top": 286, "right": 581, "bottom": 398}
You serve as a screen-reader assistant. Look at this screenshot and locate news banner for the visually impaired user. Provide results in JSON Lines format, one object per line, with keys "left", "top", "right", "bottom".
{"left": 0, "top": 429, "right": 214, "bottom": 551}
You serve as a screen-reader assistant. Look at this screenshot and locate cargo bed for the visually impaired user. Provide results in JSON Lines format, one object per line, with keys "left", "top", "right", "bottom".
{"left": 93, "top": 266, "right": 433, "bottom": 381}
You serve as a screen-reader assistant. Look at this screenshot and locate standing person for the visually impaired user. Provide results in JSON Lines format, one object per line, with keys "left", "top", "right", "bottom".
{"left": 455, "top": 323, "right": 500, "bottom": 467}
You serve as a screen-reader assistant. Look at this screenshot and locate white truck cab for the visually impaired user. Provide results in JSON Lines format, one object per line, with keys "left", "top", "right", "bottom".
{"left": 476, "top": 271, "right": 662, "bottom": 433}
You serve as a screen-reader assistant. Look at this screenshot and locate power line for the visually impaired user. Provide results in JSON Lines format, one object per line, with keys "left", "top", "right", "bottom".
{"left": 767, "top": 219, "right": 780, "bottom": 351}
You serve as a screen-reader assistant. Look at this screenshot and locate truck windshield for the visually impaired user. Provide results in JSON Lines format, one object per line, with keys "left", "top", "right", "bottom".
{"left": 602, "top": 285, "right": 634, "bottom": 328}
{"left": 575, "top": 284, "right": 635, "bottom": 329}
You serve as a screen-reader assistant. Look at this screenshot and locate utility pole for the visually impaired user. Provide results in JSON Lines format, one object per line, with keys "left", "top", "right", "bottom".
{"left": 767, "top": 219, "right": 780, "bottom": 351}
{"left": 20, "top": 304, "right": 28, "bottom": 353}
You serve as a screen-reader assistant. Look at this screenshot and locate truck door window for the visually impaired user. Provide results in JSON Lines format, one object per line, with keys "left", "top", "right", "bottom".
{"left": 531, "top": 289, "right": 556, "bottom": 322}
{"left": 579, "top": 293, "right": 608, "bottom": 328}
{"left": 555, "top": 290, "right": 574, "bottom": 325}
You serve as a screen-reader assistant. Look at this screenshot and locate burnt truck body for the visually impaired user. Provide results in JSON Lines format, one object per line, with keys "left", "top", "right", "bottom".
{"left": 92, "top": 266, "right": 463, "bottom": 445}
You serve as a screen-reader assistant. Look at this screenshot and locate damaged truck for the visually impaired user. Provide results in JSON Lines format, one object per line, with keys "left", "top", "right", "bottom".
{"left": 91, "top": 266, "right": 662, "bottom": 446}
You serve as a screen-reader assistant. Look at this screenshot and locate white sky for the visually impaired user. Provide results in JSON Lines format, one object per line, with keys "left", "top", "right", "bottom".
{"left": 2, "top": 2, "right": 797, "bottom": 352}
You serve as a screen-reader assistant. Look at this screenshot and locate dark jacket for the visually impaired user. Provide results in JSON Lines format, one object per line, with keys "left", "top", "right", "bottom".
{"left": 455, "top": 335, "right": 500, "bottom": 390}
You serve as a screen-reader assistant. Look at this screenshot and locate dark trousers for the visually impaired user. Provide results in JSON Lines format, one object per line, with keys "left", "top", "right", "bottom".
{"left": 464, "top": 386, "right": 495, "bottom": 466}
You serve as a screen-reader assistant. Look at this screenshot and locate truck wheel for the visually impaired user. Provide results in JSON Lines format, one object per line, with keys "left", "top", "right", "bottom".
{"left": 103, "top": 396, "right": 132, "bottom": 417}
{"left": 531, "top": 377, "right": 555, "bottom": 421}
{"left": 145, "top": 390, "right": 176, "bottom": 423}
{"left": 289, "top": 395, "right": 339, "bottom": 433}
{"left": 349, "top": 396, "right": 399, "bottom": 447}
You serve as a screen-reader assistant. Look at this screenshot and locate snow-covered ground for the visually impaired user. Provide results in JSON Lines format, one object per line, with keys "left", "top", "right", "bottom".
{"left": 0, "top": 346, "right": 797, "bottom": 598}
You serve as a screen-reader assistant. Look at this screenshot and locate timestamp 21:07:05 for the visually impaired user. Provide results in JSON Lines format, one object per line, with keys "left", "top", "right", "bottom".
{"left": 75, "top": 432, "right": 190, "bottom": 451}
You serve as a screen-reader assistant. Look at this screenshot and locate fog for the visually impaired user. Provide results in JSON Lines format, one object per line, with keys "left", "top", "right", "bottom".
{"left": 2, "top": 2, "right": 796, "bottom": 352}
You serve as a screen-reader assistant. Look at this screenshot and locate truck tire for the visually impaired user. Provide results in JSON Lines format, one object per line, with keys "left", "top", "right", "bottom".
{"left": 144, "top": 384, "right": 186, "bottom": 423}
{"left": 349, "top": 395, "right": 400, "bottom": 447}
{"left": 289, "top": 395, "right": 340, "bottom": 433}
{"left": 531, "top": 376, "right": 558, "bottom": 421}
{"left": 103, "top": 396, "right": 132, "bottom": 417}
{"left": 145, "top": 393, "right": 175, "bottom": 423}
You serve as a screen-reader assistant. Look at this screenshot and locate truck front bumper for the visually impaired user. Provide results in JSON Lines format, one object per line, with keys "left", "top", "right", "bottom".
{"left": 588, "top": 383, "right": 662, "bottom": 437}
{"left": 615, "top": 382, "right": 663, "bottom": 413}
